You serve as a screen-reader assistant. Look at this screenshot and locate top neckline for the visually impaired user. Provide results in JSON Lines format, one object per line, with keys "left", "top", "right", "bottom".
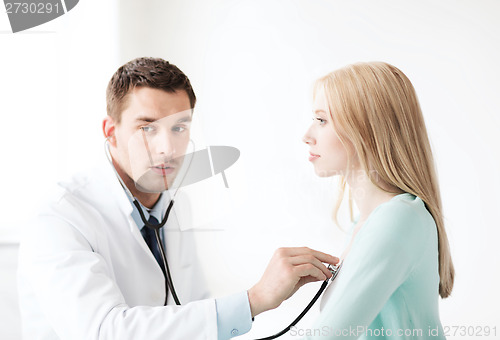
{"left": 352, "top": 192, "right": 414, "bottom": 225}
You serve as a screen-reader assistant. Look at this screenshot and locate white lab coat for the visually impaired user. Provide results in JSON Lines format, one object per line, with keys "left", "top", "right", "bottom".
{"left": 17, "top": 161, "right": 217, "bottom": 340}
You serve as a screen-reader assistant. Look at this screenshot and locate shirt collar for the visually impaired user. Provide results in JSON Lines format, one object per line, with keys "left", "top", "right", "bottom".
{"left": 126, "top": 191, "right": 171, "bottom": 230}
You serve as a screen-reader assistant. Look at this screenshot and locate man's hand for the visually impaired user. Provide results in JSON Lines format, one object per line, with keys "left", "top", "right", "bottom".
{"left": 247, "top": 247, "right": 339, "bottom": 317}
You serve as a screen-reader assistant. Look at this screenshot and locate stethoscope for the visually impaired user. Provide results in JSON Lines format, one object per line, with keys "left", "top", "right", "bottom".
{"left": 104, "top": 136, "right": 194, "bottom": 306}
{"left": 104, "top": 136, "right": 343, "bottom": 339}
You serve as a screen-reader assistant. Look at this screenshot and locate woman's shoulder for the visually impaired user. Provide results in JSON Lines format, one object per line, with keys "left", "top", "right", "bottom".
{"left": 361, "top": 193, "right": 437, "bottom": 244}
{"left": 375, "top": 192, "right": 429, "bottom": 219}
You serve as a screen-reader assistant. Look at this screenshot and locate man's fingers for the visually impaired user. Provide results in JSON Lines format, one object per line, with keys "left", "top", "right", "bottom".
{"left": 301, "top": 249, "right": 339, "bottom": 265}
{"left": 248, "top": 247, "right": 339, "bottom": 317}
{"left": 278, "top": 247, "right": 339, "bottom": 265}
{"left": 293, "top": 263, "right": 327, "bottom": 282}
{"left": 300, "top": 276, "right": 320, "bottom": 285}
{"left": 288, "top": 255, "right": 332, "bottom": 278}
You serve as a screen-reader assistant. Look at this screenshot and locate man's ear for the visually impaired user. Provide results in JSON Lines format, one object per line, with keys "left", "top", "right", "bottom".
{"left": 103, "top": 116, "right": 117, "bottom": 147}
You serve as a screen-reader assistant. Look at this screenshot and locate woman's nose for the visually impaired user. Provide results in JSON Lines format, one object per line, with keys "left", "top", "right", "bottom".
{"left": 302, "top": 127, "right": 315, "bottom": 145}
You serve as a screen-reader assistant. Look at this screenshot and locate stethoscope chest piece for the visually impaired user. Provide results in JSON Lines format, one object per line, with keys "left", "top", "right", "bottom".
{"left": 328, "top": 261, "right": 343, "bottom": 282}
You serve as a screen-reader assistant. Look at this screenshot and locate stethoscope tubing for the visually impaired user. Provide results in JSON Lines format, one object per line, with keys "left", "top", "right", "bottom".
{"left": 132, "top": 199, "right": 181, "bottom": 304}
{"left": 153, "top": 223, "right": 181, "bottom": 305}
{"left": 253, "top": 262, "right": 342, "bottom": 340}
{"left": 133, "top": 199, "right": 174, "bottom": 230}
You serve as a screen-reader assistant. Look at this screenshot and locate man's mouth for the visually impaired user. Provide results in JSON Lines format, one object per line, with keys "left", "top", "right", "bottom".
{"left": 150, "top": 163, "right": 176, "bottom": 176}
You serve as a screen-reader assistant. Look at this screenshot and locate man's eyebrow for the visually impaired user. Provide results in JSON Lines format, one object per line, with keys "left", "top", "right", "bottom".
{"left": 135, "top": 114, "right": 193, "bottom": 123}
{"left": 135, "top": 116, "right": 156, "bottom": 123}
{"left": 177, "top": 115, "right": 192, "bottom": 123}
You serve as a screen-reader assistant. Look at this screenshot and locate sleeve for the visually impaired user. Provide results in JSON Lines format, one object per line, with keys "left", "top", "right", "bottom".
{"left": 216, "top": 291, "right": 253, "bottom": 339}
{"left": 305, "top": 202, "right": 432, "bottom": 339}
{"left": 18, "top": 214, "right": 219, "bottom": 340}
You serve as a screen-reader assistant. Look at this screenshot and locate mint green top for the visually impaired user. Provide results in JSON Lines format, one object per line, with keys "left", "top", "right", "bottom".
{"left": 305, "top": 193, "right": 445, "bottom": 339}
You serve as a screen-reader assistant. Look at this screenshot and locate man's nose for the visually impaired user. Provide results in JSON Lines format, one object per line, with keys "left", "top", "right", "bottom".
{"left": 152, "top": 130, "right": 175, "bottom": 158}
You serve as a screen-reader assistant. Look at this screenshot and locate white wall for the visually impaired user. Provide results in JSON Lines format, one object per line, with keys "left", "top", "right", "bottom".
{"left": 0, "top": 0, "right": 120, "bottom": 242}
{"left": 1, "top": 1, "right": 499, "bottom": 339}
{"left": 0, "top": 0, "right": 119, "bottom": 339}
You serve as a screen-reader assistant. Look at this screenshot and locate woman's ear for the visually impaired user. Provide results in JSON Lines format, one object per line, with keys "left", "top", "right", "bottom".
{"left": 102, "top": 116, "right": 116, "bottom": 147}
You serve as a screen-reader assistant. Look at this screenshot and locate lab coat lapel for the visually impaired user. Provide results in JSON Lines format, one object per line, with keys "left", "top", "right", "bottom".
{"left": 96, "top": 160, "right": 160, "bottom": 258}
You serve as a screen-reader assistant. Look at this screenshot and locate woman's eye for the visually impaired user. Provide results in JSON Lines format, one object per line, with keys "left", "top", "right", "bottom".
{"left": 315, "top": 117, "right": 327, "bottom": 125}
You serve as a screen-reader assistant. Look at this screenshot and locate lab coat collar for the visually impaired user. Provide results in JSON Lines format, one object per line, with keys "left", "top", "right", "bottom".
{"left": 91, "top": 156, "right": 135, "bottom": 220}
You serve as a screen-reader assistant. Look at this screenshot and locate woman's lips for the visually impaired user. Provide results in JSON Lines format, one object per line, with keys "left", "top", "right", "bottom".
{"left": 309, "top": 152, "right": 320, "bottom": 162}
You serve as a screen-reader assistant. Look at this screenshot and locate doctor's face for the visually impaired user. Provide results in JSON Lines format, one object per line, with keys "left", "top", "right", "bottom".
{"left": 109, "top": 87, "right": 192, "bottom": 193}
{"left": 302, "top": 89, "right": 350, "bottom": 177}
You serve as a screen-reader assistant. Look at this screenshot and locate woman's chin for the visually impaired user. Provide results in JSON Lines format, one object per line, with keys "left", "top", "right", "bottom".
{"left": 314, "top": 168, "right": 337, "bottom": 178}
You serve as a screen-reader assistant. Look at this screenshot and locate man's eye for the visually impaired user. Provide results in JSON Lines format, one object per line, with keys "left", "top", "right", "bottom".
{"left": 140, "top": 126, "right": 155, "bottom": 133}
{"left": 172, "top": 126, "right": 186, "bottom": 132}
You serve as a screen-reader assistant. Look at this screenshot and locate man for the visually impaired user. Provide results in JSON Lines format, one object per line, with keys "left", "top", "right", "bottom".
{"left": 17, "top": 57, "right": 338, "bottom": 339}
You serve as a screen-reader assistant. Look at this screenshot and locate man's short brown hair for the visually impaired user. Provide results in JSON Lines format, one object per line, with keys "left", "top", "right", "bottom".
{"left": 106, "top": 57, "right": 196, "bottom": 123}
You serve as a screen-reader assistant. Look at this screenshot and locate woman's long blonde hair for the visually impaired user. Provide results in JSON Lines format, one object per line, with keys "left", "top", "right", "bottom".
{"left": 315, "top": 62, "right": 454, "bottom": 298}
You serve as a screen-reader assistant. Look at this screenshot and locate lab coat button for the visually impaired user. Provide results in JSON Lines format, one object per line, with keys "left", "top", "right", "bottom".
{"left": 231, "top": 329, "right": 239, "bottom": 336}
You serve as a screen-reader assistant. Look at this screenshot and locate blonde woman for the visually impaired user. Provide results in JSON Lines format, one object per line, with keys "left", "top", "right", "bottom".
{"left": 302, "top": 62, "right": 454, "bottom": 339}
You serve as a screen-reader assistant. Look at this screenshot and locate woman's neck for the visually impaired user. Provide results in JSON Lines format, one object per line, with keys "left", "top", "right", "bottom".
{"left": 346, "top": 168, "right": 404, "bottom": 222}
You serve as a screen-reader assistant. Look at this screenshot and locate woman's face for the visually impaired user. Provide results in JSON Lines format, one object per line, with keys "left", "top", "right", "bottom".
{"left": 302, "top": 88, "right": 350, "bottom": 177}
